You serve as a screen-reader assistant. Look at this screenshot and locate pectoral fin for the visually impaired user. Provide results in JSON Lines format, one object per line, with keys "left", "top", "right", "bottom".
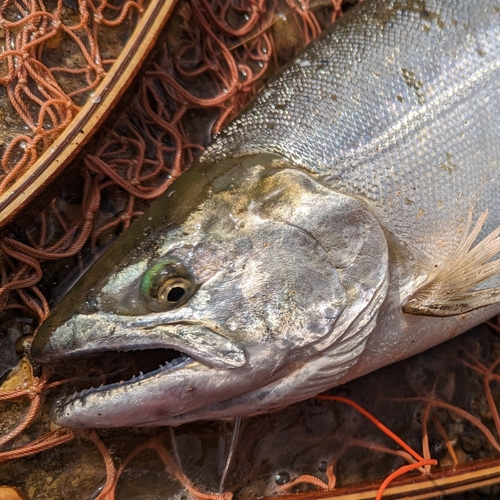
{"left": 403, "top": 209, "right": 500, "bottom": 317}
{"left": 404, "top": 287, "right": 500, "bottom": 317}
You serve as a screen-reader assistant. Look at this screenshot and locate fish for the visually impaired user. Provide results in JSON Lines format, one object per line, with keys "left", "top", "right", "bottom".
{"left": 30, "top": 0, "right": 500, "bottom": 428}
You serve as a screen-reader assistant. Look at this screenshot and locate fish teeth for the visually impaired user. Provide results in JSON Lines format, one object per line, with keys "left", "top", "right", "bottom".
{"left": 58, "top": 355, "right": 195, "bottom": 408}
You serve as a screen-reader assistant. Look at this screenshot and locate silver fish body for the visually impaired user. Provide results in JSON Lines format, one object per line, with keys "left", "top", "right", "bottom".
{"left": 31, "top": 0, "right": 500, "bottom": 427}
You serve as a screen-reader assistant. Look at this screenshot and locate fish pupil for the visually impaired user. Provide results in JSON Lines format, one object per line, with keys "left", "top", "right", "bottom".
{"left": 167, "top": 286, "right": 186, "bottom": 302}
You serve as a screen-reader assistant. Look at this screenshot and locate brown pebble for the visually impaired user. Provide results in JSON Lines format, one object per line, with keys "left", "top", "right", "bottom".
{"left": 0, "top": 486, "right": 28, "bottom": 500}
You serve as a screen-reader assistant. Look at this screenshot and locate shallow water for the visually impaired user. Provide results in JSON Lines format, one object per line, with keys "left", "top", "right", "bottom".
{"left": 1, "top": 0, "right": 499, "bottom": 498}
{"left": 2, "top": 324, "right": 500, "bottom": 498}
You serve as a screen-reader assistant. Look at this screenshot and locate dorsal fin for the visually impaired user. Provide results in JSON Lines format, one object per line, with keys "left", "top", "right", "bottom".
{"left": 404, "top": 209, "right": 500, "bottom": 317}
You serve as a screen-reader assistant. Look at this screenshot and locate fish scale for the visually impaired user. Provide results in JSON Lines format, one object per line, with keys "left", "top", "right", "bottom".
{"left": 205, "top": 0, "right": 500, "bottom": 264}
{"left": 31, "top": 0, "right": 500, "bottom": 427}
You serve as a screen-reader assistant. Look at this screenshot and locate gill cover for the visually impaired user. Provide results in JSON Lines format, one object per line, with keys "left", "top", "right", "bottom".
{"left": 248, "top": 167, "right": 389, "bottom": 351}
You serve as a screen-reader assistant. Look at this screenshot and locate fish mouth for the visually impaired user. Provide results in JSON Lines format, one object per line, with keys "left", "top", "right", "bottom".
{"left": 58, "top": 347, "right": 195, "bottom": 405}
{"left": 31, "top": 313, "right": 249, "bottom": 427}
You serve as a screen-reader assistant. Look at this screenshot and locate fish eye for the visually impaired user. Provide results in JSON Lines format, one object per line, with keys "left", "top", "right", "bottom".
{"left": 157, "top": 277, "right": 190, "bottom": 303}
{"left": 140, "top": 259, "right": 195, "bottom": 311}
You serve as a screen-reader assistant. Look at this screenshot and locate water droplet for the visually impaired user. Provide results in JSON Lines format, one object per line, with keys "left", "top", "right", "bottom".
{"left": 85, "top": 296, "right": 98, "bottom": 312}
{"left": 90, "top": 485, "right": 105, "bottom": 500}
{"left": 275, "top": 472, "right": 290, "bottom": 485}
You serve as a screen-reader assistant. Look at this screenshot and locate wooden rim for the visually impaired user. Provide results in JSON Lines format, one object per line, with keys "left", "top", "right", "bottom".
{"left": 270, "top": 456, "right": 500, "bottom": 500}
{"left": 0, "top": 0, "right": 177, "bottom": 227}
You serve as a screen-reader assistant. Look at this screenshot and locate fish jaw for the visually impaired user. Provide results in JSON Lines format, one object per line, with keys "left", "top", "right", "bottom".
{"left": 33, "top": 313, "right": 247, "bottom": 369}
{"left": 53, "top": 360, "right": 266, "bottom": 428}
{"left": 35, "top": 311, "right": 286, "bottom": 427}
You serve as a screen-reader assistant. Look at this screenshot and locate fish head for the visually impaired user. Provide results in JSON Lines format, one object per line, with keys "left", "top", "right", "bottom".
{"left": 31, "top": 155, "right": 388, "bottom": 427}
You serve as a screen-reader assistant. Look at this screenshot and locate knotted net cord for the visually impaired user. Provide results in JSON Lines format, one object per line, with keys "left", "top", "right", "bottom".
{"left": 0, "top": 0, "right": 146, "bottom": 195}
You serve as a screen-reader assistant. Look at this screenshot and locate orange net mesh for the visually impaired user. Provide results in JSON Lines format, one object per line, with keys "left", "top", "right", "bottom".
{"left": 3, "top": 0, "right": 500, "bottom": 498}
{"left": 0, "top": 0, "right": 147, "bottom": 195}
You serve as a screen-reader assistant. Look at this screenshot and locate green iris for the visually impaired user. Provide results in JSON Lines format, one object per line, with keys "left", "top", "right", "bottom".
{"left": 140, "top": 258, "right": 194, "bottom": 310}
